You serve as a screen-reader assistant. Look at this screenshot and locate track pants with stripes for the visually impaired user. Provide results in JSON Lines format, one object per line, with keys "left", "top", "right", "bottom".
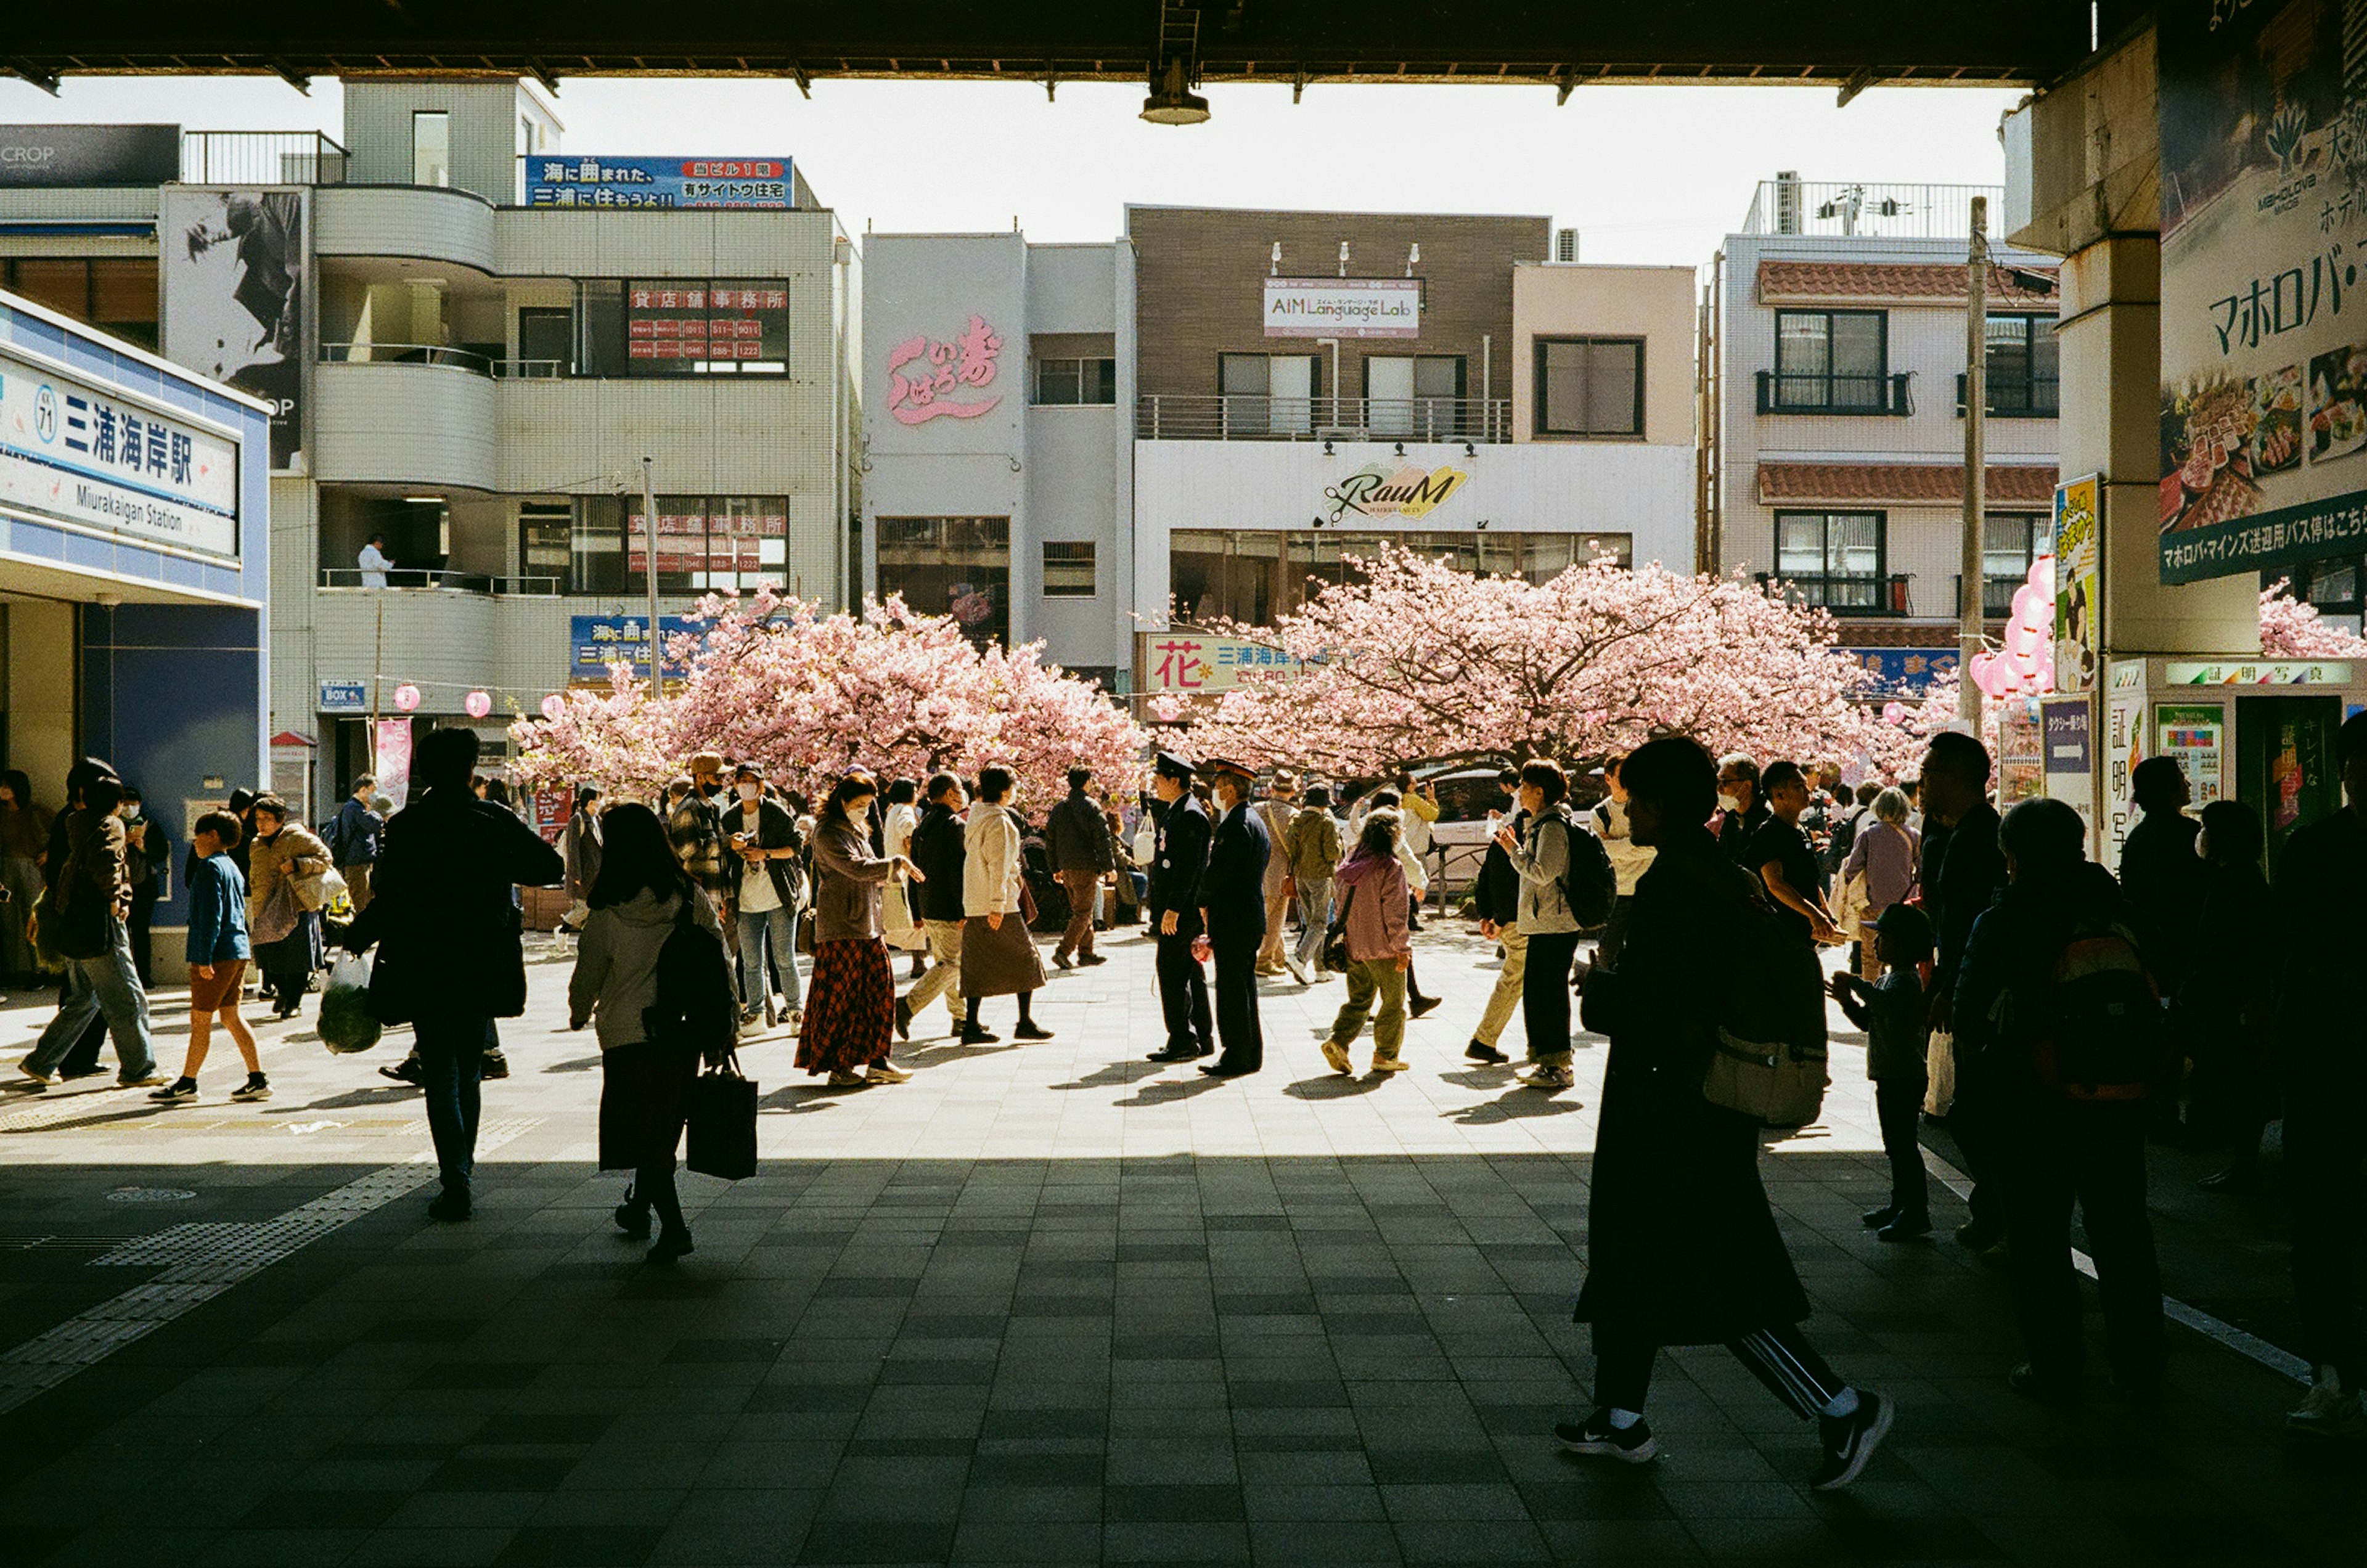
{"left": 1592, "top": 1322, "right": 1845, "bottom": 1419}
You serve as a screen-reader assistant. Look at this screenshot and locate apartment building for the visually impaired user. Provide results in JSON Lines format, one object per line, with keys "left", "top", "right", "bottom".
{"left": 1704, "top": 177, "right": 2062, "bottom": 697}
{"left": 1, "top": 86, "right": 859, "bottom": 816}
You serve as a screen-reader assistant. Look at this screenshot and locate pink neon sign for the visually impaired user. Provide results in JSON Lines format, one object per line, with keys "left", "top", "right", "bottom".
{"left": 885, "top": 314, "right": 1004, "bottom": 425}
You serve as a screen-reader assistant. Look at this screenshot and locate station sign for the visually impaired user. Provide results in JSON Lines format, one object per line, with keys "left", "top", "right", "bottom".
{"left": 0, "top": 345, "right": 241, "bottom": 558}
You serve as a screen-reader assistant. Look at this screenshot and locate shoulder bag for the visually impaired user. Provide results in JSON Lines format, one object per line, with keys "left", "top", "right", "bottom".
{"left": 685, "top": 1045, "right": 759, "bottom": 1180}
{"left": 1320, "top": 881, "right": 1357, "bottom": 973}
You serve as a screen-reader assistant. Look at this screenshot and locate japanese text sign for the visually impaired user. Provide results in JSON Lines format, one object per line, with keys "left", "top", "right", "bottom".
{"left": 0, "top": 346, "right": 241, "bottom": 558}
{"left": 526, "top": 155, "right": 792, "bottom": 210}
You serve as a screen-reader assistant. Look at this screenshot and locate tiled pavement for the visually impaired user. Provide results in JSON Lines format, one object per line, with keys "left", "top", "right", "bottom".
{"left": 0, "top": 924, "right": 2358, "bottom": 1566}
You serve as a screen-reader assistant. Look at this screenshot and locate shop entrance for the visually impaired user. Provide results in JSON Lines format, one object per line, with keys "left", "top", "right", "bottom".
{"left": 2234, "top": 695, "right": 2349, "bottom": 865}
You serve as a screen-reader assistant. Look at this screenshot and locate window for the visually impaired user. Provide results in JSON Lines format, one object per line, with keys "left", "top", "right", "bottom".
{"left": 517, "top": 308, "right": 573, "bottom": 375}
{"left": 1220, "top": 353, "right": 1317, "bottom": 435}
{"left": 412, "top": 111, "right": 451, "bottom": 187}
{"left": 1, "top": 259, "right": 159, "bottom": 351}
{"left": 1534, "top": 338, "right": 1643, "bottom": 438}
{"left": 1033, "top": 357, "right": 1118, "bottom": 405}
{"left": 1976, "top": 513, "right": 2048, "bottom": 616}
{"left": 583, "top": 494, "right": 791, "bottom": 595}
{"left": 1982, "top": 313, "right": 2059, "bottom": 416}
{"left": 1771, "top": 310, "right": 1889, "bottom": 411}
{"left": 517, "top": 503, "right": 572, "bottom": 589}
{"left": 1366, "top": 355, "right": 1466, "bottom": 438}
{"left": 624, "top": 282, "right": 789, "bottom": 375}
{"left": 1169, "top": 530, "right": 1630, "bottom": 627}
{"left": 1775, "top": 511, "right": 1886, "bottom": 611}
{"left": 877, "top": 517, "right": 1010, "bottom": 648}
{"left": 1042, "top": 541, "right": 1097, "bottom": 597}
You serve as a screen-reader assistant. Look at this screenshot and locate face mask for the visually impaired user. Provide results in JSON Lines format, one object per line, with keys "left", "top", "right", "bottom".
{"left": 737, "top": 783, "right": 761, "bottom": 802}
{"left": 699, "top": 782, "right": 722, "bottom": 797}
{"left": 1718, "top": 792, "right": 1742, "bottom": 814}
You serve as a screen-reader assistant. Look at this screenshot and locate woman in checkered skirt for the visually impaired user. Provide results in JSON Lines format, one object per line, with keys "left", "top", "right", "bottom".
{"left": 796, "top": 772, "right": 923, "bottom": 1088}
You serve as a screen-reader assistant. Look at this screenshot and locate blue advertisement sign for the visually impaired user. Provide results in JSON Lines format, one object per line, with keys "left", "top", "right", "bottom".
{"left": 1838, "top": 647, "right": 1960, "bottom": 698}
{"left": 571, "top": 615, "right": 704, "bottom": 685}
{"left": 317, "top": 679, "right": 367, "bottom": 713}
{"left": 526, "top": 155, "right": 792, "bottom": 211}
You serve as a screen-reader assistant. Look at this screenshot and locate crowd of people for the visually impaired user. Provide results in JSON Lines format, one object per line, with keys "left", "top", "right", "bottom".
{"left": 6, "top": 704, "right": 2365, "bottom": 1463}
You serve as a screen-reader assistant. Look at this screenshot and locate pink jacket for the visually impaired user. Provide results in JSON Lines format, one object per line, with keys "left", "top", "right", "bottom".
{"left": 1331, "top": 849, "right": 1410, "bottom": 963}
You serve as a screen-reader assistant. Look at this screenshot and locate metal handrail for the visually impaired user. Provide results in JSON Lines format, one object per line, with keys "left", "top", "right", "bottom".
{"left": 319, "top": 342, "right": 493, "bottom": 375}
{"left": 491, "top": 357, "right": 570, "bottom": 379}
{"left": 1743, "top": 179, "right": 2003, "bottom": 239}
{"left": 1754, "top": 370, "right": 1915, "bottom": 417}
{"left": 1756, "top": 570, "right": 1913, "bottom": 617}
{"left": 180, "top": 131, "right": 348, "bottom": 186}
{"left": 1136, "top": 394, "right": 1511, "bottom": 442}
{"left": 319, "top": 568, "right": 562, "bottom": 597}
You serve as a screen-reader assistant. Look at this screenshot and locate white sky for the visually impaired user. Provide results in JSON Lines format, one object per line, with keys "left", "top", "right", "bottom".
{"left": 0, "top": 75, "right": 2024, "bottom": 265}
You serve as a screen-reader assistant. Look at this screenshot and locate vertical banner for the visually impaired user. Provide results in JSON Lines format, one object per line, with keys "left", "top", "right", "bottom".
{"left": 2155, "top": 702, "right": 2226, "bottom": 807}
{"left": 2103, "top": 691, "right": 2144, "bottom": 870}
{"left": 2051, "top": 473, "right": 2100, "bottom": 692}
{"left": 533, "top": 785, "right": 573, "bottom": 846}
{"left": 372, "top": 718, "right": 413, "bottom": 812}
{"left": 2159, "top": 0, "right": 2367, "bottom": 583}
{"left": 161, "top": 185, "right": 308, "bottom": 472}
{"left": 2040, "top": 694, "right": 2097, "bottom": 846}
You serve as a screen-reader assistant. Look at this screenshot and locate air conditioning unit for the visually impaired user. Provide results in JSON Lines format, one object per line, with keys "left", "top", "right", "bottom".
{"left": 1775, "top": 169, "right": 1804, "bottom": 235}
{"left": 1554, "top": 228, "right": 1579, "bottom": 263}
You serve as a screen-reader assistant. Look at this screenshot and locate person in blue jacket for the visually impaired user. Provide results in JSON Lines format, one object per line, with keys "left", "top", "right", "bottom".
{"left": 152, "top": 811, "right": 267, "bottom": 1104}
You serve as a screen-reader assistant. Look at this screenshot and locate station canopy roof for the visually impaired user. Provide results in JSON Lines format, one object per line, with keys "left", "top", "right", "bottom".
{"left": 7, "top": 2, "right": 2134, "bottom": 94}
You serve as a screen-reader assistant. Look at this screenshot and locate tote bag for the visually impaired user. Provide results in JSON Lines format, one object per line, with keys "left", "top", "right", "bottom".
{"left": 685, "top": 1049, "right": 759, "bottom": 1180}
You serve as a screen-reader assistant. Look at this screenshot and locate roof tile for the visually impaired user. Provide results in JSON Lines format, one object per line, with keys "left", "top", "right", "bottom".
{"left": 1757, "top": 461, "right": 2059, "bottom": 506}
{"left": 1758, "top": 259, "right": 2058, "bottom": 308}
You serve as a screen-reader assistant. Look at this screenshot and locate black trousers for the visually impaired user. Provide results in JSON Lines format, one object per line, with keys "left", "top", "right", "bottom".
{"left": 1595, "top": 894, "right": 1635, "bottom": 972}
{"left": 2000, "top": 1101, "right": 2164, "bottom": 1387}
{"left": 1876, "top": 1077, "right": 1929, "bottom": 1219}
{"left": 1593, "top": 1320, "right": 1846, "bottom": 1421}
{"left": 1950, "top": 1067, "right": 2010, "bottom": 1236}
{"left": 1155, "top": 931, "right": 1212, "bottom": 1055}
{"left": 1210, "top": 937, "right": 1265, "bottom": 1074}
{"left": 2287, "top": 1106, "right": 2364, "bottom": 1386}
{"left": 1523, "top": 929, "right": 1583, "bottom": 1066}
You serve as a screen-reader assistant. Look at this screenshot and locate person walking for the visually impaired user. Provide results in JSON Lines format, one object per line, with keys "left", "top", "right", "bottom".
{"left": 2188, "top": 800, "right": 2276, "bottom": 1193}
{"left": 1318, "top": 807, "right": 1412, "bottom": 1077}
{"left": 1466, "top": 775, "right": 1529, "bottom": 1067}
{"left": 48, "top": 759, "right": 128, "bottom": 1079}
{"left": 150, "top": 811, "right": 267, "bottom": 1105}
{"left": 1590, "top": 754, "right": 1656, "bottom": 973}
{"left": 1921, "top": 732, "right": 2011, "bottom": 1254}
{"left": 1145, "top": 753, "right": 1214, "bottom": 1064}
{"left": 1561, "top": 735, "right": 1893, "bottom": 1488}
{"left": 1838, "top": 787, "right": 1918, "bottom": 981}
{"left": 1715, "top": 754, "right": 1771, "bottom": 866}
{"left": 1494, "top": 759, "right": 1607, "bottom": 1092}
{"left": 1046, "top": 766, "right": 1114, "bottom": 971}
{"left": 1362, "top": 788, "right": 1442, "bottom": 1018}
{"left": 340, "top": 727, "right": 564, "bottom": 1220}
{"left": 1829, "top": 904, "right": 1933, "bottom": 1241}
{"left": 559, "top": 785, "right": 602, "bottom": 933}
{"left": 245, "top": 796, "right": 331, "bottom": 1021}
{"left": 1196, "top": 759, "right": 1270, "bottom": 1079}
{"left": 961, "top": 766, "right": 1052, "bottom": 1043}
{"left": 899, "top": 772, "right": 969, "bottom": 1043}
{"left": 1397, "top": 772, "right": 1440, "bottom": 929}
{"left": 0, "top": 769, "right": 51, "bottom": 988}
{"left": 668, "top": 753, "right": 732, "bottom": 910}
{"left": 2275, "top": 709, "right": 2367, "bottom": 1435}
{"left": 16, "top": 769, "right": 162, "bottom": 1089}
{"left": 1749, "top": 761, "right": 1842, "bottom": 949}
{"left": 120, "top": 786, "right": 170, "bottom": 987}
{"left": 325, "top": 774, "right": 385, "bottom": 915}
{"left": 1954, "top": 797, "right": 2165, "bottom": 1407}
{"left": 798, "top": 772, "right": 921, "bottom": 1087}
{"left": 1253, "top": 770, "right": 1299, "bottom": 976}
{"left": 1282, "top": 782, "right": 1341, "bottom": 984}
{"left": 882, "top": 778, "right": 926, "bottom": 966}
{"left": 725, "top": 762, "right": 804, "bottom": 1032}
{"left": 568, "top": 802, "right": 730, "bottom": 1261}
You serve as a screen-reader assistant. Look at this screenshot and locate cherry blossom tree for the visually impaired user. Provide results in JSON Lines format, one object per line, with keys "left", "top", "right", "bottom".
{"left": 1173, "top": 547, "right": 1886, "bottom": 774}
{"left": 2259, "top": 579, "right": 2367, "bottom": 658}
{"left": 513, "top": 590, "right": 1145, "bottom": 805}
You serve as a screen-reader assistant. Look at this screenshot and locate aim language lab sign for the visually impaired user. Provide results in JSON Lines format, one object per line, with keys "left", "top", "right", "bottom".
{"left": 0, "top": 346, "right": 240, "bottom": 558}
{"left": 1263, "top": 279, "right": 1421, "bottom": 339}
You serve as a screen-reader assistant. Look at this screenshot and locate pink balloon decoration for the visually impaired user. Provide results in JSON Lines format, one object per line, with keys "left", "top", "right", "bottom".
{"left": 541, "top": 694, "right": 567, "bottom": 722}
{"left": 2027, "top": 557, "right": 2054, "bottom": 592}
{"left": 464, "top": 690, "right": 493, "bottom": 719}
{"left": 392, "top": 684, "right": 422, "bottom": 712}
{"left": 1881, "top": 701, "right": 1907, "bottom": 724}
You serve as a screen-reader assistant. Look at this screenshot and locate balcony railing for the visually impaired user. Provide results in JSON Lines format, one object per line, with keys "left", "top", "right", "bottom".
{"left": 319, "top": 568, "right": 562, "bottom": 596}
{"left": 1742, "top": 180, "right": 2005, "bottom": 240}
{"left": 1757, "top": 571, "right": 1913, "bottom": 617}
{"left": 1953, "top": 573, "right": 2034, "bottom": 619}
{"left": 1755, "top": 370, "right": 1915, "bottom": 416}
{"left": 1137, "top": 394, "right": 1512, "bottom": 443}
{"left": 1955, "top": 372, "right": 2059, "bottom": 419}
{"left": 320, "top": 341, "right": 494, "bottom": 375}
{"left": 181, "top": 131, "right": 348, "bottom": 186}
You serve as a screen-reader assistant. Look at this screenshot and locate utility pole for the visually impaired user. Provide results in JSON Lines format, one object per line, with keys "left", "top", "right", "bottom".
{"left": 1960, "top": 195, "right": 1989, "bottom": 726}
{"left": 642, "top": 457, "right": 663, "bottom": 699}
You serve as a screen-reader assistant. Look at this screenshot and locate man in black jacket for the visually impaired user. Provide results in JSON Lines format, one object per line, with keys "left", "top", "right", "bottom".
{"left": 1715, "top": 754, "right": 1772, "bottom": 867}
{"left": 1046, "top": 766, "right": 1114, "bottom": 970}
{"left": 1921, "top": 730, "right": 2011, "bottom": 1253}
{"left": 900, "top": 772, "right": 970, "bottom": 1040}
{"left": 1145, "top": 753, "right": 1213, "bottom": 1063}
{"left": 343, "top": 727, "right": 563, "bottom": 1221}
{"left": 1196, "top": 759, "right": 1271, "bottom": 1079}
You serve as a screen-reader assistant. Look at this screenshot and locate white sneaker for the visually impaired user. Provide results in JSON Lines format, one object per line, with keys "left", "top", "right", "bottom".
{"left": 783, "top": 1010, "right": 803, "bottom": 1037}
{"left": 2289, "top": 1374, "right": 2367, "bottom": 1438}
{"left": 866, "top": 1060, "right": 912, "bottom": 1084}
{"left": 1284, "top": 955, "right": 1311, "bottom": 984}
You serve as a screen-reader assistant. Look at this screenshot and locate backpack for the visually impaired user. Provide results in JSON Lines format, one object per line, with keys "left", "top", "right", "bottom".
{"left": 1702, "top": 872, "right": 1831, "bottom": 1128}
{"left": 642, "top": 893, "right": 737, "bottom": 1061}
{"left": 2014, "top": 915, "right": 2169, "bottom": 1103}
{"left": 1551, "top": 810, "right": 1617, "bottom": 929}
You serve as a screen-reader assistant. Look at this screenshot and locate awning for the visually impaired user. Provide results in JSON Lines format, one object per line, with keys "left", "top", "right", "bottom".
{"left": 1756, "top": 461, "right": 2059, "bottom": 508}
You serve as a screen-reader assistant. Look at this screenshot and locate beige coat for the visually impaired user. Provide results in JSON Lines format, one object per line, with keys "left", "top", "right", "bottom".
{"left": 963, "top": 804, "right": 1023, "bottom": 917}
{"left": 248, "top": 822, "right": 332, "bottom": 918}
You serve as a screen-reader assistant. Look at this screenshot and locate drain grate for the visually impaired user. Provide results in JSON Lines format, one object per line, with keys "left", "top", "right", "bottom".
{"left": 105, "top": 1188, "right": 197, "bottom": 1205}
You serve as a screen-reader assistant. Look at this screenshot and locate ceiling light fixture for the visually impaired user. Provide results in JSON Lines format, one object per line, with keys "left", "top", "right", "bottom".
{"left": 1141, "top": 59, "right": 1210, "bottom": 125}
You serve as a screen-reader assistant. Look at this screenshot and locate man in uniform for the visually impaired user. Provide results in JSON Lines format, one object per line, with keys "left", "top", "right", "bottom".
{"left": 1196, "top": 758, "right": 1272, "bottom": 1079}
{"left": 1144, "top": 753, "right": 1214, "bottom": 1064}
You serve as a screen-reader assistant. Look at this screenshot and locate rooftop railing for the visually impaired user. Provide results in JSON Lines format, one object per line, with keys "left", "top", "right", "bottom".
{"left": 1741, "top": 180, "right": 2004, "bottom": 240}
{"left": 180, "top": 131, "right": 348, "bottom": 186}
{"left": 318, "top": 568, "right": 561, "bottom": 596}
{"left": 1137, "top": 394, "right": 1512, "bottom": 443}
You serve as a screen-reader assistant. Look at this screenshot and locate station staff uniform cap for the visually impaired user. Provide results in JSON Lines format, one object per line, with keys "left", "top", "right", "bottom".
{"left": 1201, "top": 757, "right": 1257, "bottom": 785}
{"left": 1153, "top": 752, "right": 1197, "bottom": 782}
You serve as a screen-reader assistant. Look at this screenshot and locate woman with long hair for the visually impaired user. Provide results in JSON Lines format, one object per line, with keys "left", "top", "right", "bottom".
{"left": 568, "top": 802, "right": 728, "bottom": 1260}
{"left": 246, "top": 796, "right": 332, "bottom": 1021}
{"left": 799, "top": 772, "right": 923, "bottom": 1087}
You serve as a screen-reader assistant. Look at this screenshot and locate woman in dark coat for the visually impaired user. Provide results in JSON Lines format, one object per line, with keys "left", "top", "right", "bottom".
{"left": 1564, "top": 734, "right": 1892, "bottom": 1490}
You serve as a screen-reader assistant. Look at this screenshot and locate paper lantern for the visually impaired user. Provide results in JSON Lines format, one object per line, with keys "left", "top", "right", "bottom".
{"left": 541, "top": 693, "right": 567, "bottom": 721}
{"left": 464, "top": 690, "right": 493, "bottom": 719}
{"left": 1881, "top": 701, "right": 1907, "bottom": 725}
{"left": 2010, "top": 584, "right": 2045, "bottom": 624}
{"left": 391, "top": 684, "right": 422, "bottom": 712}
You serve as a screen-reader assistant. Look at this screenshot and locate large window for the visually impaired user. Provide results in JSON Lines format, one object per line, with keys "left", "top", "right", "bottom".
{"left": 1981, "top": 313, "right": 2059, "bottom": 417}
{"left": 1534, "top": 338, "right": 1643, "bottom": 437}
{"left": 1775, "top": 510, "right": 1886, "bottom": 610}
{"left": 541, "top": 494, "right": 787, "bottom": 595}
{"left": 1220, "top": 353, "right": 1318, "bottom": 435}
{"left": 517, "top": 308, "right": 573, "bottom": 375}
{"left": 1033, "top": 356, "right": 1117, "bottom": 404}
{"left": 1, "top": 259, "right": 159, "bottom": 352}
{"left": 1366, "top": 354, "right": 1466, "bottom": 438}
{"left": 1169, "top": 530, "right": 1632, "bottom": 626}
{"left": 1042, "top": 541, "right": 1097, "bottom": 597}
{"left": 412, "top": 111, "right": 451, "bottom": 187}
{"left": 1771, "top": 310, "right": 1889, "bottom": 411}
{"left": 877, "top": 517, "right": 1010, "bottom": 648}
{"left": 517, "top": 502, "right": 572, "bottom": 589}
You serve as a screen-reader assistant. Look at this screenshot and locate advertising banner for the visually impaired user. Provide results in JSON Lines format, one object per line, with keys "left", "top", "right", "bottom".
{"left": 2103, "top": 692, "right": 2144, "bottom": 867}
{"left": 1262, "top": 279, "right": 1421, "bottom": 339}
{"left": 2053, "top": 473, "right": 2100, "bottom": 690}
{"left": 2159, "top": 0, "right": 2367, "bottom": 583}
{"left": 532, "top": 785, "right": 573, "bottom": 846}
{"left": 2156, "top": 701, "right": 2226, "bottom": 806}
{"left": 2164, "top": 657, "right": 2352, "bottom": 685}
{"left": 0, "top": 123, "right": 179, "bottom": 186}
{"left": 372, "top": 718, "right": 412, "bottom": 812}
{"left": 0, "top": 346, "right": 241, "bottom": 557}
{"left": 317, "top": 679, "right": 366, "bottom": 713}
{"left": 570, "top": 614, "right": 703, "bottom": 687}
{"left": 526, "top": 155, "right": 791, "bottom": 210}
{"left": 161, "top": 186, "right": 307, "bottom": 472}
{"left": 1137, "top": 632, "right": 1304, "bottom": 695}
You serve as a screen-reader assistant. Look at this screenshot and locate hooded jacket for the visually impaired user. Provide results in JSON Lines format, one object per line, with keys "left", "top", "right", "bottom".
{"left": 568, "top": 886, "right": 725, "bottom": 1050}
{"left": 1330, "top": 847, "right": 1409, "bottom": 964}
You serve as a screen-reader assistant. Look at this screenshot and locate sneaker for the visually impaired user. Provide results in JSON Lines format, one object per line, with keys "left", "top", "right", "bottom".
{"left": 16, "top": 1061, "right": 55, "bottom": 1086}
{"left": 230, "top": 1076, "right": 272, "bottom": 1103}
{"left": 148, "top": 1077, "right": 199, "bottom": 1103}
{"left": 739, "top": 1007, "right": 762, "bottom": 1026}
{"left": 1555, "top": 1410, "right": 1658, "bottom": 1464}
{"left": 826, "top": 1070, "right": 869, "bottom": 1088}
{"left": 116, "top": 1074, "right": 166, "bottom": 1090}
{"left": 1408, "top": 995, "right": 1441, "bottom": 1019}
{"left": 1860, "top": 1206, "right": 1897, "bottom": 1230}
{"left": 1079, "top": 953, "right": 1108, "bottom": 967}
{"left": 1369, "top": 1057, "right": 1410, "bottom": 1074}
{"left": 1466, "top": 1040, "right": 1509, "bottom": 1065}
{"left": 2288, "top": 1374, "right": 2367, "bottom": 1438}
{"left": 1520, "top": 1066, "right": 1576, "bottom": 1090}
{"left": 1810, "top": 1391, "right": 1892, "bottom": 1490}
{"left": 783, "top": 1010, "right": 803, "bottom": 1037}
{"left": 1876, "top": 1213, "right": 1931, "bottom": 1243}
{"left": 866, "top": 1061, "right": 912, "bottom": 1084}
{"left": 959, "top": 1026, "right": 1000, "bottom": 1047}
{"left": 426, "top": 1188, "right": 473, "bottom": 1222}
{"left": 1053, "top": 953, "right": 1074, "bottom": 971}
{"left": 1283, "top": 956, "right": 1310, "bottom": 984}
{"left": 1321, "top": 1039, "right": 1351, "bottom": 1075}
{"left": 479, "top": 1052, "right": 511, "bottom": 1082}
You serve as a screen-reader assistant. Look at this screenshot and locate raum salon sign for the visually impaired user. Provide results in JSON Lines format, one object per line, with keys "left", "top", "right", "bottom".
{"left": 1323, "top": 462, "right": 1468, "bottom": 522}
